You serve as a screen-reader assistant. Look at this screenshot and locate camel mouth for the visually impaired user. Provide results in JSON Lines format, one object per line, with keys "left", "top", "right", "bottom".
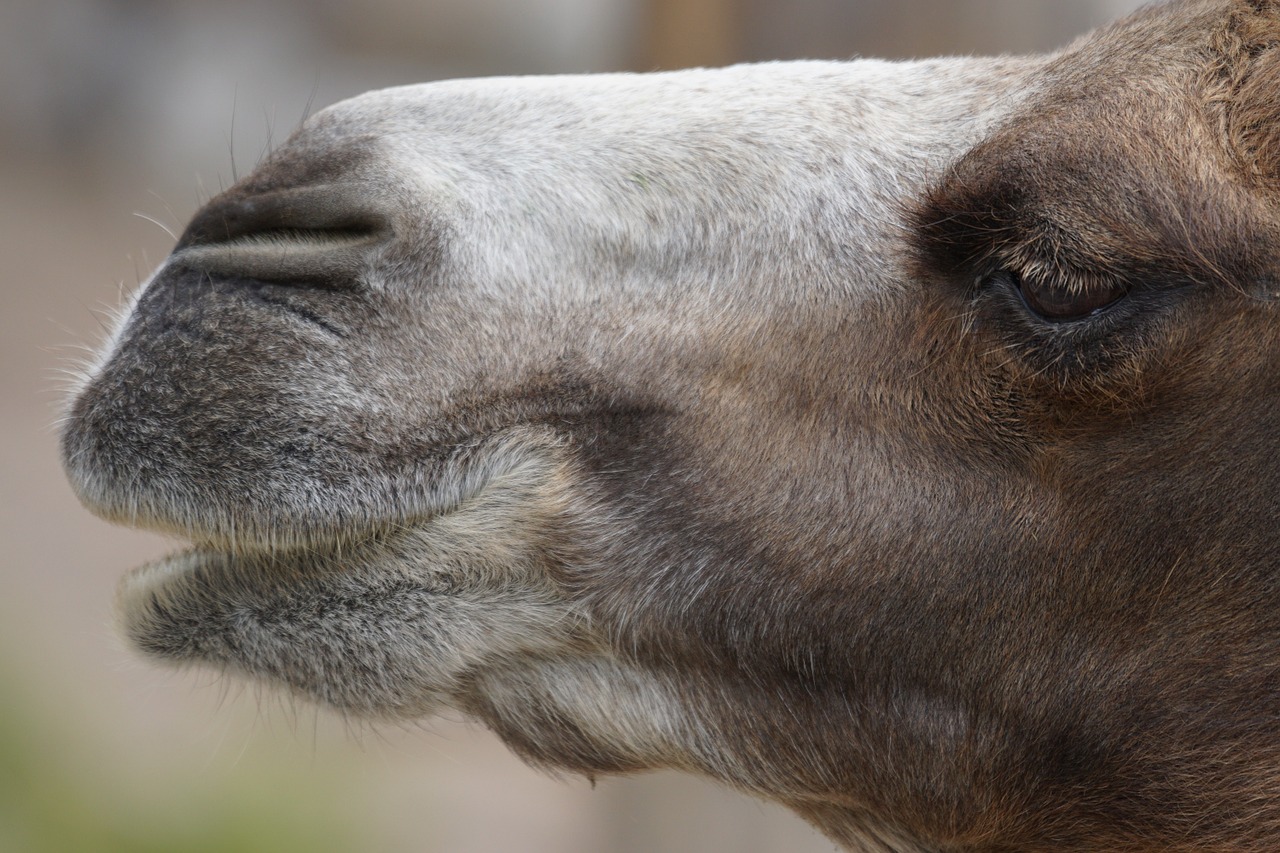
{"left": 142, "top": 524, "right": 408, "bottom": 582}
{"left": 111, "top": 430, "right": 571, "bottom": 666}
{"left": 111, "top": 441, "right": 579, "bottom": 719}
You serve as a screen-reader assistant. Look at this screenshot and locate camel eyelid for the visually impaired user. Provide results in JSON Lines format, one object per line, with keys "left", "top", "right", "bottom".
{"left": 979, "top": 268, "right": 1131, "bottom": 324}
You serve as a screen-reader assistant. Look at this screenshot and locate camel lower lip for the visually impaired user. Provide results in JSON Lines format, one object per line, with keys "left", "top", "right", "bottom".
{"left": 114, "top": 530, "right": 425, "bottom": 664}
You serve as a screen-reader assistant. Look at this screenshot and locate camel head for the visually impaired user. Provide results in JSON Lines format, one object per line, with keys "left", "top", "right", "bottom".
{"left": 61, "top": 1, "right": 1280, "bottom": 849}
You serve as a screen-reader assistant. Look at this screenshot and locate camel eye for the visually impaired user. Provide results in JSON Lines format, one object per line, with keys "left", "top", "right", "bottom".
{"left": 994, "top": 271, "right": 1127, "bottom": 322}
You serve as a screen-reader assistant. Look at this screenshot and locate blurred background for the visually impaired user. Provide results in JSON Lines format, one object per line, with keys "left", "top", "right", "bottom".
{"left": 3, "top": 1, "right": 1147, "bottom": 851}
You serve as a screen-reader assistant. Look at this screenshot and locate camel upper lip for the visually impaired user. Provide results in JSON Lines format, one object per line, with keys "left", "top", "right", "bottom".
{"left": 75, "top": 428, "right": 563, "bottom": 559}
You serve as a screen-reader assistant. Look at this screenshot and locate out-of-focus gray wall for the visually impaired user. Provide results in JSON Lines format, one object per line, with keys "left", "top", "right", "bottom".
{"left": 741, "top": 0, "right": 1148, "bottom": 61}
{"left": 2, "top": 0, "right": 1146, "bottom": 190}
{"left": 0, "top": 0, "right": 644, "bottom": 189}
{"left": 0, "top": 2, "right": 1154, "bottom": 852}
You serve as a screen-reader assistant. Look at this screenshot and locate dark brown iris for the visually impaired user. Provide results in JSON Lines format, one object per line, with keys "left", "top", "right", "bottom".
{"left": 1009, "top": 272, "right": 1128, "bottom": 322}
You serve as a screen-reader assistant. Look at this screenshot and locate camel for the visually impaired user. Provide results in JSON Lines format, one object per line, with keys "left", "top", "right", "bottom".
{"left": 60, "top": 1, "right": 1280, "bottom": 849}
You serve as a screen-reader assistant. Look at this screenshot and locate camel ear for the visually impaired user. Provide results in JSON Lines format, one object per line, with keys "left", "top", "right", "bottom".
{"left": 1206, "top": 4, "right": 1280, "bottom": 189}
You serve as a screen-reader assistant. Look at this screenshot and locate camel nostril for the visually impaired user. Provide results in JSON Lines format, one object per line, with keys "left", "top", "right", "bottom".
{"left": 178, "top": 184, "right": 387, "bottom": 248}
{"left": 173, "top": 184, "right": 389, "bottom": 287}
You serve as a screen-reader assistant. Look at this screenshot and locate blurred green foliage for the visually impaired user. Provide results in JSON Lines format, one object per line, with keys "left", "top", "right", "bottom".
{"left": 0, "top": 664, "right": 357, "bottom": 853}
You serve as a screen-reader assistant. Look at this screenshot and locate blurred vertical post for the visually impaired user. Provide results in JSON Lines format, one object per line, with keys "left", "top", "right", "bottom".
{"left": 647, "top": 0, "right": 740, "bottom": 69}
